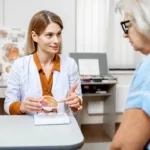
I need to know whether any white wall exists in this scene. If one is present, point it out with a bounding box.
[111,71,133,113]
[0,0,3,23]
[0,0,76,55]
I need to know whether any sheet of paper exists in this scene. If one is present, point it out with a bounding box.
[34,112,70,125]
[78,59,100,75]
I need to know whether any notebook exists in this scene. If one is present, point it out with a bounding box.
[34,112,70,125]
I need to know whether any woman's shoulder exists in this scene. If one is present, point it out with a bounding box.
[137,54,150,71]
[12,55,32,68]
[15,54,31,60]
[59,55,77,72]
[135,54,150,81]
[59,54,75,63]
[143,54,150,65]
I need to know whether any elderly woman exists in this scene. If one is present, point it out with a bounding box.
[111,0,150,150]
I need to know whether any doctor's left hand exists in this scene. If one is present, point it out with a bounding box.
[59,83,83,112]
[20,97,42,113]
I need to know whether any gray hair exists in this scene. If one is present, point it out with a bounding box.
[116,0,150,38]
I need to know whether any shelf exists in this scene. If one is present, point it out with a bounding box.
[83,93,111,97]
[81,81,117,85]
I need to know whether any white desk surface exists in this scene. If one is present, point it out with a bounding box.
[0,115,84,150]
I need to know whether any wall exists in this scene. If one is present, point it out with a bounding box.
[112,71,134,113]
[0,0,76,56]
[0,0,3,23]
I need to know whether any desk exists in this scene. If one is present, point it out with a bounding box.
[0,80,7,98]
[0,80,7,114]
[0,115,84,150]
[0,79,116,139]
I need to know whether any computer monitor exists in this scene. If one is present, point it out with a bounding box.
[69,53,109,76]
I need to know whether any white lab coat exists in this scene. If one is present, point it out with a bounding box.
[4,54,82,115]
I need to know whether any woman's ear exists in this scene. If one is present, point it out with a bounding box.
[31,31,38,43]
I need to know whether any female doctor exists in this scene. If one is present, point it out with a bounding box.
[4,10,83,115]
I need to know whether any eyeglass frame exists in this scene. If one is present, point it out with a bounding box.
[120,20,131,34]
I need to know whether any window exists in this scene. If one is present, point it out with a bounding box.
[76,0,142,69]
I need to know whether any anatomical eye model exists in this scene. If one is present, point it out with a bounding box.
[40,95,58,113]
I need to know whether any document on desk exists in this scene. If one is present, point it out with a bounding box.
[78,59,100,75]
[34,112,70,125]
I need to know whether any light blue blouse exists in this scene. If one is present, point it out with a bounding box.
[126,54,150,149]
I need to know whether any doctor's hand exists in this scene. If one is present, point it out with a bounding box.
[20,97,42,113]
[59,83,83,112]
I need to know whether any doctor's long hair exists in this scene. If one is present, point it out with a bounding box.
[25,10,63,55]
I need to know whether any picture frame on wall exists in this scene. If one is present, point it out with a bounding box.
[0,25,26,80]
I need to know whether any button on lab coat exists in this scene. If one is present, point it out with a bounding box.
[4,54,82,115]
